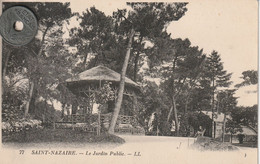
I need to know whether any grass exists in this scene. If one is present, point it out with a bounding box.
[2,128,125,144]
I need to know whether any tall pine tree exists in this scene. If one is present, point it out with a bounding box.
[204,50,232,137]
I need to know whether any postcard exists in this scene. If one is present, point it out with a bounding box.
[0,0,258,163]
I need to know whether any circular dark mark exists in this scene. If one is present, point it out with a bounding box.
[0,6,38,46]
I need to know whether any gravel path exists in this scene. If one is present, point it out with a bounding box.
[114,135,257,164]
[1,135,257,164]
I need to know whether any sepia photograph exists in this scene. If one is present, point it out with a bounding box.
[0,0,258,163]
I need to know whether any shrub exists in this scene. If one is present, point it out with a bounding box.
[237,134,245,144]
[2,118,43,135]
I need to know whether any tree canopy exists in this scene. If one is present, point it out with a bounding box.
[2,2,257,137]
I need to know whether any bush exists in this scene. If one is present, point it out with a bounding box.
[2,118,43,134]
[159,121,172,136]
[237,134,245,144]
[2,128,125,143]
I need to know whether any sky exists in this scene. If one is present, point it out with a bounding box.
[68,0,258,107]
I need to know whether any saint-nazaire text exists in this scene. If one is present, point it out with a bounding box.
[30,150,141,156]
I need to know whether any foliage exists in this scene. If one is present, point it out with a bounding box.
[158,120,172,136]
[139,81,170,132]
[69,3,189,81]
[204,51,232,88]
[2,101,24,123]
[187,112,212,136]
[237,134,245,144]
[203,51,233,115]
[230,105,258,128]
[3,2,75,118]
[125,2,188,36]
[225,118,243,135]
[147,37,206,82]
[216,89,237,114]
[2,73,28,123]
[2,129,125,144]
[235,70,258,88]
[2,119,42,134]
[94,82,116,104]
[115,2,189,81]
[69,7,122,73]
[2,2,253,138]
[145,37,208,135]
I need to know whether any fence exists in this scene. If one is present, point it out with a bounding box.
[55,113,145,135]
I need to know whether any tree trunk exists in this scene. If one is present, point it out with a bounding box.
[25,26,49,117]
[133,53,140,82]
[167,56,178,123]
[24,81,34,117]
[132,92,138,115]
[167,106,173,122]
[82,53,89,69]
[29,85,38,115]
[3,50,11,78]
[108,28,135,134]
[172,95,179,136]
[222,113,226,143]
[43,100,47,122]
[211,79,215,138]
[184,94,190,114]
[133,36,143,82]
[2,50,11,95]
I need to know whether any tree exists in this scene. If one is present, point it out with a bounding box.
[216,89,237,142]
[227,104,257,143]
[139,81,171,135]
[26,3,74,117]
[235,70,258,88]
[108,28,135,133]
[186,111,212,137]
[69,7,122,72]
[3,2,75,118]
[146,38,206,136]
[230,105,258,128]
[204,51,232,137]
[225,119,242,143]
[90,82,115,135]
[2,72,28,122]
[120,2,188,82]
[107,3,188,134]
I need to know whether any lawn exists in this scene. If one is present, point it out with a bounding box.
[2,128,125,144]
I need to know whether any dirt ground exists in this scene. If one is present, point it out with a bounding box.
[1,135,257,164]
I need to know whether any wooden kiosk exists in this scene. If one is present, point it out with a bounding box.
[56,65,144,135]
